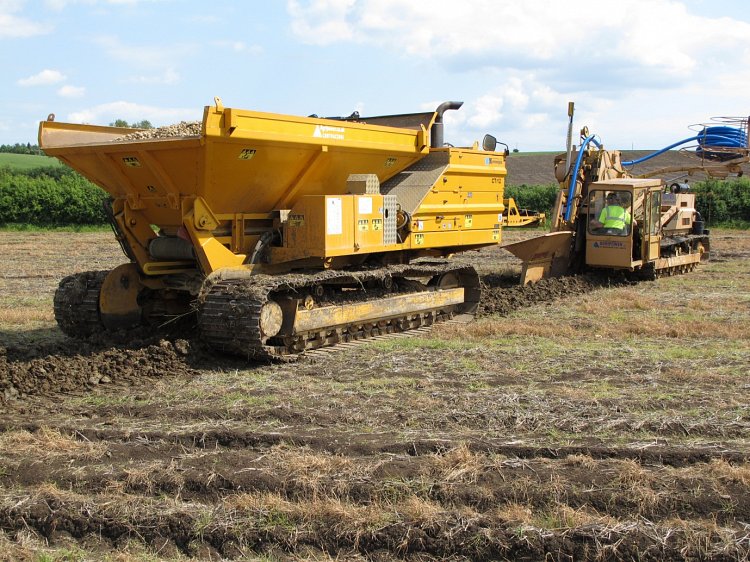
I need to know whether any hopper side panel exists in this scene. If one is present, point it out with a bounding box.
[221,109,429,156]
[201,138,425,215]
[44,138,203,228]
[39,121,137,148]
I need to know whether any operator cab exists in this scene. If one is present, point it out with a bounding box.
[585,178,663,270]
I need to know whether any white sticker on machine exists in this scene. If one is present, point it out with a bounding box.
[327,197,343,235]
[358,196,372,215]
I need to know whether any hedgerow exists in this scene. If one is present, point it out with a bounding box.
[0,166,107,226]
[0,165,748,228]
[692,177,750,226]
[508,178,750,227]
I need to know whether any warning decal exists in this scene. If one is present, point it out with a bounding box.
[313,125,345,140]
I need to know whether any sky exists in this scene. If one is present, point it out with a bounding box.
[2,0,749,150]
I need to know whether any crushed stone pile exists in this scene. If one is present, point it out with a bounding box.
[114,121,201,141]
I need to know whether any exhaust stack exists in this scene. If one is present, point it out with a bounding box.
[431,101,463,148]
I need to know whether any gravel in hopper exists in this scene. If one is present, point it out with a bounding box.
[113,121,202,141]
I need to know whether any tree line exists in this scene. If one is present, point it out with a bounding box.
[0,143,43,155]
[0,120,153,158]
[502,181,750,227]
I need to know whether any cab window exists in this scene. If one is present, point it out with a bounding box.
[588,190,633,236]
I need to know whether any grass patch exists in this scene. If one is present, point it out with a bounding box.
[0,428,108,461]
[368,336,470,352]
[0,223,109,232]
[0,154,63,170]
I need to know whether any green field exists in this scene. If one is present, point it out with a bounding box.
[0,153,63,170]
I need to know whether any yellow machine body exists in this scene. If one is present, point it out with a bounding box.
[40,99,506,277]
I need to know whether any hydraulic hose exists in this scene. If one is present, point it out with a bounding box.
[563,134,599,222]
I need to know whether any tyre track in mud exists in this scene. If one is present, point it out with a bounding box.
[1,492,747,562]
[0,433,748,561]
[2,423,746,467]
[0,272,623,402]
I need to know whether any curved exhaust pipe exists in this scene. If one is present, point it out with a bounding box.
[431,101,463,148]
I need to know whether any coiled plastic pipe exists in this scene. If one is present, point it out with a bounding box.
[622,128,747,166]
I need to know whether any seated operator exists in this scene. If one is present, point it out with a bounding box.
[589,192,634,235]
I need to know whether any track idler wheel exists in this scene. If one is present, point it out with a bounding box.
[99,263,146,330]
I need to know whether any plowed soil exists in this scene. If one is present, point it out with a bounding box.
[0,229,748,561]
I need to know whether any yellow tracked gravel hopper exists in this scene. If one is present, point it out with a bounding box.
[41,98,507,358]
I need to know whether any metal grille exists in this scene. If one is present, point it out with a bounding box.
[347,174,380,194]
[380,152,450,215]
[383,194,398,245]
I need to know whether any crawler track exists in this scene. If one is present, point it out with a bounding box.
[53,270,107,337]
[199,262,480,360]
[632,233,709,280]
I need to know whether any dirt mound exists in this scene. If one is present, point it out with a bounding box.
[478,273,629,316]
[0,339,196,401]
[0,272,629,402]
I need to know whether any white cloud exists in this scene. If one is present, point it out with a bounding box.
[464,76,556,132]
[0,0,51,37]
[67,101,198,125]
[469,95,503,129]
[287,0,750,80]
[212,40,264,54]
[287,0,356,44]
[18,69,67,86]
[127,67,180,85]
[58,84,86,97]
[44,0,158,9]
[287,0,750,150]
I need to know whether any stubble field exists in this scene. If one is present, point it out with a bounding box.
[0,229,748,561]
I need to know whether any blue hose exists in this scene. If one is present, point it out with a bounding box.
[564,134,598,221]
[622,128,747,166]
[701,126,747,147]
[563,123,746,221]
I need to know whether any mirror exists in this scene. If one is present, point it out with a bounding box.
[482,134,497,152]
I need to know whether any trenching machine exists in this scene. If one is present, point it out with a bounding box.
[504,103,749,284]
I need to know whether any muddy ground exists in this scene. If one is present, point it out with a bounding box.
[0,229,748,561]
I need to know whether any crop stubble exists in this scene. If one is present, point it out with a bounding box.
[0,230,748,561]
